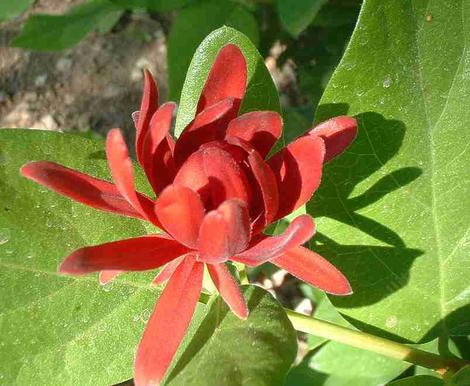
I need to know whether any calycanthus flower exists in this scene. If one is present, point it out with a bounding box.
[21,44,357,385]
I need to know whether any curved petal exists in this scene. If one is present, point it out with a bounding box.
[106,129,160,226]
[207,263,248,319]
[136,69,159,165]
[226,111,282,159]
[174,145,251,209]
[155,185,205,249]
[268,135,325,221]
[198,199,250,263]
[152,255,185,285]
[142,102,177,194]
[174,98,235,166]
[21,161,148,219]
[59,235,189,275]
[272,246,352,295]
[134,255,203,386]
[99,270,121,285]
[196,44,246,115]
[232,215,315,266]
[309,116,357,163]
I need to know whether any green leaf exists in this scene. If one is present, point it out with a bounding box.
[164,286,297,385]
[310,0,470,342]
[0,0,33,21]
[0,129,159,385]
[277,0,329,37]
[174,26,278,137]
[11,0,121,51]
[388,375,444,386]
[168,0,260,103]
[110,0,190,11]
[452,366,470,386]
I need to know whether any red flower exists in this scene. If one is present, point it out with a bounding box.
[21,44,357,385]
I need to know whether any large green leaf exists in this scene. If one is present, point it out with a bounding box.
[277,0,329,37]
[309,0,470,342]
[168,0,259,104]
[165,286,297,386]
[174,26,278,137]
[11,0,122,51]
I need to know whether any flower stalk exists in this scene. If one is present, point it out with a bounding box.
[284,309,470,378]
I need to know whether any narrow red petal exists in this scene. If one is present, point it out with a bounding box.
[136,69,159,166]
[21,161,148,219]
[99,270,121,285]
[309,116,357,163]
[59,235,189,275]
[272,246,352,295]
[268,135,325,221]
[106,129,160,226]
[196,44,247,115]
[134,255,203,386]
[198,199,251,263]
[207,263,248,319]
[232,215,315,266]
[141,102,177,194]
[174,98,235,166]
[154,185,205,248]
[152,255,185,285]
[226,111,282,159]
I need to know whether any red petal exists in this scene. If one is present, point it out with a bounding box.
[99,270,121,285]
[198,199,250,263]
[152,255,185,285]
[154,185,205,248]
[207,263,248,319]
[59,235,189,275]
[226,111,282,159]
[106,129,160,226]
[196,44,246,115]
[232,215,315,266]
[136,69,159,166]
[268,135,325,221]
[272,246,352,295]
[21,161,148,219]
[309,116,357,163]
[141,102,177,194]
[134,255,203,386]
[174,145,251,209]
[174,98,235,166]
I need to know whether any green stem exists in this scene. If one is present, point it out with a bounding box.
[285,309,469,378]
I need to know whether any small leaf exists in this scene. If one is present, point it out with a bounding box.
[0,0,33,21]
[11,0,121,51]
[168,0,259,103]
[174,26,278,137]
[277,0,328,37]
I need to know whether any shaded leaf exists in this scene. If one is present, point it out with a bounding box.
[110,0,190,11]
[277,0,328,36]
[388,375,443,386]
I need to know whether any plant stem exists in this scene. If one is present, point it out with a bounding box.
[284,309,469,378]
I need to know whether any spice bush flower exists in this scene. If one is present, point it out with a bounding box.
[21,44,357,385]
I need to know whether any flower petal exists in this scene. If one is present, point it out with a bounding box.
[152,255,185,285]
[207,263,248,319]
[59,235,189,275]
[141,102,177,194]
[198,199,251,263]
[134,255,203,386]
[174,98,235,166]
[99,270,121,285]
[309,116,357,163]
[174,145,251,209]
[154,185,205,248]
[272,246,352,295]
[268,135,325,221]
[196,44,246,115]
[136,69,159,166]
[232,215,315,266]
[106,129,160,226]
[226,111,282,159]
[20,161,148,219]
